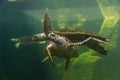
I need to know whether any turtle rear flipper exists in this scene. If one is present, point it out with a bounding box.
[86,41,108,55]
[65,58,70,70]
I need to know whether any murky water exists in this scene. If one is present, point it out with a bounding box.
[0,0,120,80]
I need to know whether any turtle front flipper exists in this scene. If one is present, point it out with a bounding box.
[86,41,108,55]
[68,37,92,46]
[65,58,70,70]
[44,44,55,66]
[44,8,53,35]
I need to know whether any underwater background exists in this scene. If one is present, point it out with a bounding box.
[0,0,120,80]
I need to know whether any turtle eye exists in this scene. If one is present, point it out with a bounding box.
[48,33,58,41]
[50,34,56,39]
[51,34,55,37]
[48,33,56,38]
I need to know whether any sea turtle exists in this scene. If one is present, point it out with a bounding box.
[11,9,109,70]
[42,8,94,69]
[41,8,108,69]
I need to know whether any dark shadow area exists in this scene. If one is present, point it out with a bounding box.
[0,3,53,80]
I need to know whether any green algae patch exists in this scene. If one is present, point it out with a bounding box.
[97,0,120,49]
[72,50,101,65]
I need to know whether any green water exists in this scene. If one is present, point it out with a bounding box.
[0,0,120,80]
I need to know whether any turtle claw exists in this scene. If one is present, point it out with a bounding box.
[42,56,49,63]
[42,56,55,66]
